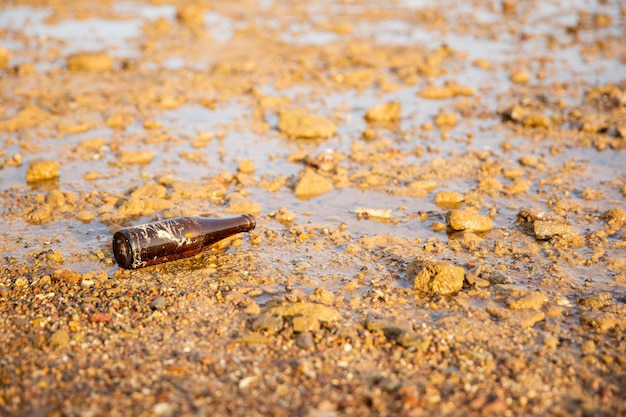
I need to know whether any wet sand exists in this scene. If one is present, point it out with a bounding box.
[0,1,625,416]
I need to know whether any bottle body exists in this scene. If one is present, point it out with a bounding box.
[112,214,256,269]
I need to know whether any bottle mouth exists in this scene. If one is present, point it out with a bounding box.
[112,232,134,269]
[243,214,256,231]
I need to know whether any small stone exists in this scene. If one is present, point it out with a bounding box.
[0,47,11,69]
[580,311,621,332]
[90,312,112,323]
[76,210,96,223]
[310,287,335,305]
[150,296,167,310]
[26,205,53,224]
[293,315,320,332]
[434,191,464,209]
[294,168,334,199]
[67,52,114,71]
[510,70,530,84]
[26,160,60,183]
[119,150,155,165]
[265,301,341,326]
[433,111,458,128]
[533,220,578,240]
[578,292,614,310]
[446,209,494,233]
[106,113,134,129]
[237,159,256,174]
[295,332,315,350]
[251,313,284,333]
[519,155,539,167]
[406,259,465,296]
[49,329,70,347]
[278,109,336,139]
[52,269,82,284]
[275,206,297,224]
[506,292,548,310]
[364,101,401,122]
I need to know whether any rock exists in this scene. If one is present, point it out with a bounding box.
[0,47,11,69]
[278,109,337,139]
[364,101,401,122]
[406,259,465,295]
[295,332,315,350]
[75,210,96,223]
[509,70,530,84]
[274,206,297,224]
[434,191,464,209]
[67,52,114,71]
[25,160,60,183]
[265,301,341,331]
[251,313,284,333]
[52,269,82,284]
[418,81,474,99]
[578,292,614,310]
[580,311,621,332]
[364,315,430,351]
[237,159,256,174]
[225,195,261,215]
[517,208,580,240]
[603,207,626,234]
[26,205,53,224]
[106,113,134,129]
[446,209,494,233]
[176,3,205,27]
[49,329,70,347]
[506,292,548,310]
[150,296,167,311]
[433,111,458,128]
[294,168,334,199]
[486,304,545,327]
[0,104,51,131]
[355,206,392,219]
[293,315,320,332]
[118,150,155,165]
[533,220,578,241]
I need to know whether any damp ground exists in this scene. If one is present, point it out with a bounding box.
[0,1,625,416]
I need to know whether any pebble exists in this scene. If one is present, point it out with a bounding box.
[406,259,465,296]
[364,101,401,122]
[67,52,114,71]
[48,329,70,347]
[118,150,155,165]
[0,47,11,69]
[446,209,494,233]
[278,109,337,139]
[237,159,256,174]
[294,168,334,199]
[506,292,548,310]
[577,292,613,310]
[251,313,284,333]
[433,111,458,128]
[434,191,464,209]
[150,296,167,311]
[295,332,315,350]
[25,160,60,183]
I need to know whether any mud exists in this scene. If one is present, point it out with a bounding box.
[0,1,625,416]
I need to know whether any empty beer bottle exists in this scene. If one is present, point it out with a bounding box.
[112,214,256,269]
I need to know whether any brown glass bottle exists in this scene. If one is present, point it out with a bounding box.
[112,214,256,269]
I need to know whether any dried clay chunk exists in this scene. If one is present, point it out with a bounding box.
[406,259,465,296]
